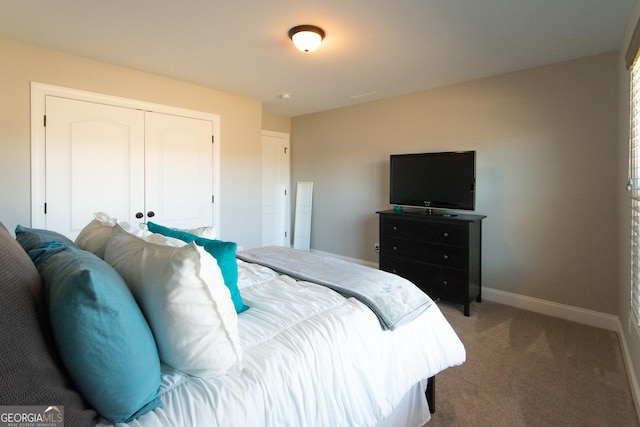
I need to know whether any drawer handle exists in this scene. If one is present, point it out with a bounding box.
[443,254,449,260]
[442,280,448,286]
[393,246,398,251]
[393,226,398,231]
[392,268,398,274]
[443,232,449,237]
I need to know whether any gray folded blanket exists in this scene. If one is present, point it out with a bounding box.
[237,246,432,330]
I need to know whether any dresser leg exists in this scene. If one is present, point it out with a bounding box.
[464,304,470,316]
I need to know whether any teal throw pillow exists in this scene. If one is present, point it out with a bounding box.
[30,242,162,423]
[147,221,248,313]
[15,225,77,252]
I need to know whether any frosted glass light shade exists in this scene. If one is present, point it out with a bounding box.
[288,25,325,53]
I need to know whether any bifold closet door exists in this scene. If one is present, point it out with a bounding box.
[144,112,213,230]
[44,96,145,239]
[44,97,214,239]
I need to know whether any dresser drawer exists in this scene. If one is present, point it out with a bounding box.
[380,236,467,269]
[381,218,466,246]
[379,255,466,299]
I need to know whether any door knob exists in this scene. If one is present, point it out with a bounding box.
[135,212,143,219]
[147,211,155,218]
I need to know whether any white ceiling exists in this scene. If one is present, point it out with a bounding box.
[0,0,634,117]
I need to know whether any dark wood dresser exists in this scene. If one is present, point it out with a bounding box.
[377,209,486,316]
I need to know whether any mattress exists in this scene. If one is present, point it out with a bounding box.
[100,259,465,427]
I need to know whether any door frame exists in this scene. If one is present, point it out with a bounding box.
[30,82,221,235]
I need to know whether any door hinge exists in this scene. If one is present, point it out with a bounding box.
[212,135,215,144]
[284,189,287,196]
[284,147,288,154]
[43,115,46,127]
[285,231,288,237]
[212,195,215,203]
[44,203,47,214]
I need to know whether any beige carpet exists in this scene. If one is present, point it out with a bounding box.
[426,300,639,427]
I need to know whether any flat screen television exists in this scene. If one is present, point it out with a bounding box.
[389,151,476,211]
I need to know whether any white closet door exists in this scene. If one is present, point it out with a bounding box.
[144,112,214,229]
[261,131,290,247]
[45,96,145,239]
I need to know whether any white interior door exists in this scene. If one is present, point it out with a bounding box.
[145,112,214,229]
[261,131,290,247]
[44,96,145,239]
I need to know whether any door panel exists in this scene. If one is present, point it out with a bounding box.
[45,96,145,239]
[145,112,213,229]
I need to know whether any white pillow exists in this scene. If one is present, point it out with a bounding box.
[75,219,112,259]
[183,225,216,239]
[139,223,217,240]
[76,213,183,258]
[104,224,242,377]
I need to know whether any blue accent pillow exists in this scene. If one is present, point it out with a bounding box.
[29,242,162,423]
[0,223,97,425]
[15,225,77,252]
[147,222,248,313]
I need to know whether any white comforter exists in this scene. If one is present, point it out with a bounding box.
[102,259,465,427]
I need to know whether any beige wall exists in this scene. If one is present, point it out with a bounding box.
[0,36,263,249]
[618,0,640,411]
[292,52,619,314]
[262,111,291,134]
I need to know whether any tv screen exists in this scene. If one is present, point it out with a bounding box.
[389,151,476,211]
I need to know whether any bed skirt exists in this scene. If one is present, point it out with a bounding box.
[378,378,431,427]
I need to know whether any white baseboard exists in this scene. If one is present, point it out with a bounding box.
[616,315,640,423]
[482,287,619,330]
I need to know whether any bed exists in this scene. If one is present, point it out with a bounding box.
[2,218,465,427]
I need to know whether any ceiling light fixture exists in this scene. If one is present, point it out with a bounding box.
[288,25,325,53]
